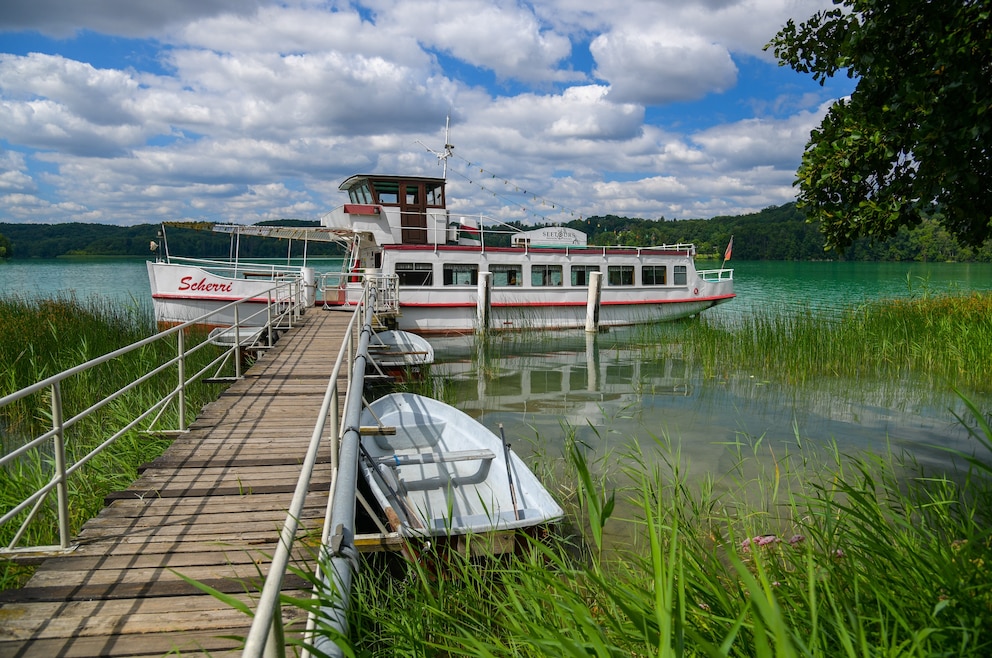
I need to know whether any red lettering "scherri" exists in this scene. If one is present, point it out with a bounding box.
[178,276,234,293]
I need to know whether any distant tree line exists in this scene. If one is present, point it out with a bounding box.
[0,220,347,260]
[2,205,991,261]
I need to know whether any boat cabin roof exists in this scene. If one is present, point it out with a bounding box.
[338,174,447,209]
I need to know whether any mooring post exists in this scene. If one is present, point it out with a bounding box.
[477,271,492,334]
[585,271,602,333]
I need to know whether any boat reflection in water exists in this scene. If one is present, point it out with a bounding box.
[433,333,691,419]
[427,330,986,481]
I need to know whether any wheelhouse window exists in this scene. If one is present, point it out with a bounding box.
[643,265,667,285]
[425,182,444,207]
[375,181,399,205]
[491,264,522,287]
[443,264,478,286]
[531,264,563,287]
[608,265,634,286]
[674,265,687,286]
[348,182,373,204]
[396,262,433,286]
[571,265,600,286]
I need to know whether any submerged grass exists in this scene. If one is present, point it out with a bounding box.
[0,293,225,588]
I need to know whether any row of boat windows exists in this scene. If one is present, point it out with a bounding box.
[395,262,689,287]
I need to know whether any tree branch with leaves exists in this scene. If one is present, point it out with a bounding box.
[768,0,992,251]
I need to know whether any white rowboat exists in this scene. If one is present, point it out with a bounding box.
[358,393,563,537]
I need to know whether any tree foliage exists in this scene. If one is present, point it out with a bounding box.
[768,0,992,251]
[0,232,11,258]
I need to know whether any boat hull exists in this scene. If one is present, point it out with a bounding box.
[395,290,733,334]
[147,261,308,327]
[358,393,563,538]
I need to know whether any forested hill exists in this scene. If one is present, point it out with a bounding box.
[0,220,347,260]
[1,205,990,261]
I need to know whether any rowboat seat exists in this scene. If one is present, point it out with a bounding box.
[375,449,495,467]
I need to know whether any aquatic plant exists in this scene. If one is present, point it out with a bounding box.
[0,293,226,589]
[328,395,992,657]
[631,291,992,393]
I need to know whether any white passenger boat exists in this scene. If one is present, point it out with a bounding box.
[358,393,563,542]
[321,173,735,335]
[148,169,734,333]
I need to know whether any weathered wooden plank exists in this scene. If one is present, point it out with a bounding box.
[104,481,329,502]
[95,495,328,519]
[0,573,311,603]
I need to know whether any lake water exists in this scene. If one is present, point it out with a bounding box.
[3,257,991,476]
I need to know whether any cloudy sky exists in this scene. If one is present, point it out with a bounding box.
[0,0,854,227]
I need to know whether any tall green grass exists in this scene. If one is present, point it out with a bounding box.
[306,398,991,657]
[0,293,226,588]
[633,291,992,392]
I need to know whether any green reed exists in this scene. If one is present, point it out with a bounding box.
[0,293,226,588]
[296,395,991,657]
[630,292,992,393]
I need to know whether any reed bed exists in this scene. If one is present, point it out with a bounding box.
[634,291,992,393]
[0,293,225,588]
[305,398,992,657]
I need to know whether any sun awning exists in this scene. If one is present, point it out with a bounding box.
[212,223,355,243]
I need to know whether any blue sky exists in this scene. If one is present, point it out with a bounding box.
[0,0,856,227]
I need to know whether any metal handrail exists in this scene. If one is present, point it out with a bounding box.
[242,286,370,658]
[697,267,735,282]
[0,277,306,559]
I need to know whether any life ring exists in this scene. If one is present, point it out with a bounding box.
[693,287,699,295]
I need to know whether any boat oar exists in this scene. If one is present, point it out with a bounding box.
[358,442,423,530]
[498,423,520,521]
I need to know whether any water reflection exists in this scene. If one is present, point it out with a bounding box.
[430,330,987,478]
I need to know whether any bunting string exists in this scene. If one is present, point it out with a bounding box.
[446,152,584,224]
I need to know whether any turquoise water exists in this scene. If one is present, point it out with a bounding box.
[0,257,151,303]
[4,257,990,311]
[428,260,992,476]
[3,257,991,473]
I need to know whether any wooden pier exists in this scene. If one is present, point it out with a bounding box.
[0,310,362,657]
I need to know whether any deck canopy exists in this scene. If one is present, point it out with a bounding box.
[212,223,355,244]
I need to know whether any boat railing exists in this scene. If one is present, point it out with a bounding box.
[363,272,400,318]
[163,255,307,278]
[0,281,308,562]
[697,267,734,283]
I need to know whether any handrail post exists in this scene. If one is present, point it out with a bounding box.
[177,329,187,431]
[51,381,71,549]
[267,297,274,347]
[234,304,243,380]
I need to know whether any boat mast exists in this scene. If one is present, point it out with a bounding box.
[418,115,454,179]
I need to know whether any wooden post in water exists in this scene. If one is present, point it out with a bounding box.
[477,271,492,334]
[585,271,602,333]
